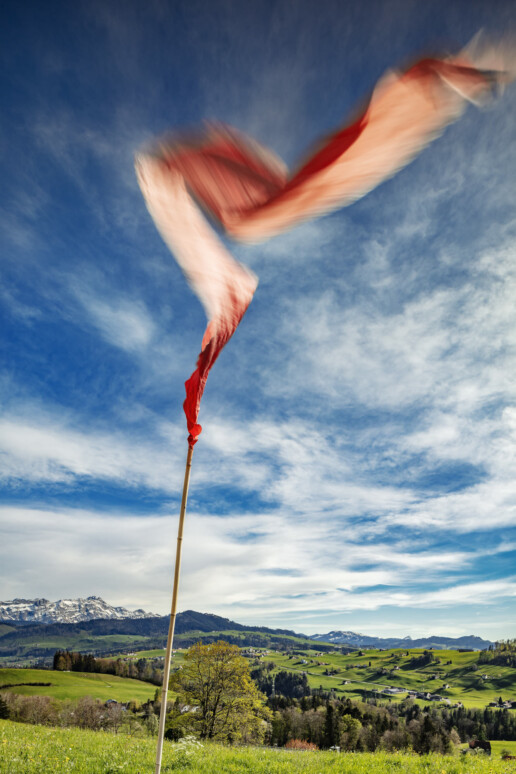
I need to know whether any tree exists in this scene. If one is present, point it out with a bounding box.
[339,713,362,750]
[0,695,9,720]
[170,641,271,743]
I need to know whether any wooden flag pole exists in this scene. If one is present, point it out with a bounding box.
[155,444,194,774]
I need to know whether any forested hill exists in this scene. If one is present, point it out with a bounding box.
[0,610,318,663]
[0,609,298,639]
[0,609,498,665]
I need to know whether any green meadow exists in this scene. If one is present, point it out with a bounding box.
[109,643,516,709]
[490,739,516,756]
[0,720,513,774]
[0,669,156,704]
[258,647,516,708]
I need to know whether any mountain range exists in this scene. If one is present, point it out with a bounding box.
[0,597,494,651]
[310,630,493,650]
[0,596,158,625]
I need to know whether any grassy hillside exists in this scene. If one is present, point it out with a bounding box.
[111,643,516,710]
[0,620,328,666]
[257,646,516,708]
[0,668,156,703]
[173,628,323,650]
[0,719,512,773]
[490,739,516,756]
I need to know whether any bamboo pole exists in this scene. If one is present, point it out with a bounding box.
[155,444,194,774]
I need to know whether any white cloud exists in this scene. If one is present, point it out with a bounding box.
[1,502,514,634]
[2,3,515,641]
[385,479,516,533]
[272,240,516,414]
[0,415,183,492]
[74,292,155,352]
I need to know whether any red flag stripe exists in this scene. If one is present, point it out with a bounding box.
[136,46,512,446]
[135,157,257,447]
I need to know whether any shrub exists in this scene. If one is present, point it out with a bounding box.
[285,738,318,750]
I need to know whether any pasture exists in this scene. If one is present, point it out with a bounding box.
[112,643,516,709]
[256,647,516,709]
[0,668,156,704]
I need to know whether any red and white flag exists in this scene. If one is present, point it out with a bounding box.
[136,45,512,447]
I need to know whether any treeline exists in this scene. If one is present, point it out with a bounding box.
[405,651,438,669]
[252,667,311,699]
[53,650,163,686]
[389,701,516,744]
[3,683,516,752]
[479,639,516,668]
[266,694,516,751]
[249,660,516,750]
[175,633,337,651]
[267,694,456,752]
[448,705,516,741]
[0,611,339,663]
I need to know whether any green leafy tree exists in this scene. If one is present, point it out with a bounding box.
[170,641,271,743]
[339,713,362,750]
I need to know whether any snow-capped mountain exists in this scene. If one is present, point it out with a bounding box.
[0,596,158,624]
[311,630,389,648]
[310,630,493,650]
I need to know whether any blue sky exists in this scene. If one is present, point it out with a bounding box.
[1,0,516,639]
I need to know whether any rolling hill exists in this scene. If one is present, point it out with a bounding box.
[0,605,499,667]
[0,609,331,665]
[259,646,516,709]
[0,667,156,703]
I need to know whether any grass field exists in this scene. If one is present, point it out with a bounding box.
[490,740,516,756]
[1,720,515,774]
[0,669,156,704]
[3,642,515,711]
[258,647,516,708]
[113,643,516,709]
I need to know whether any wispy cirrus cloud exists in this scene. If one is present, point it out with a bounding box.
[0,502,514,636]
[0,413,184,492]
[2,0,516,640]
[74,291,156,352]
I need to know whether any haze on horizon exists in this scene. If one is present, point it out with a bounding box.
[1,0,515,642]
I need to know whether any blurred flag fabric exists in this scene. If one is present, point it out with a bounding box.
[136,44,513,447]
